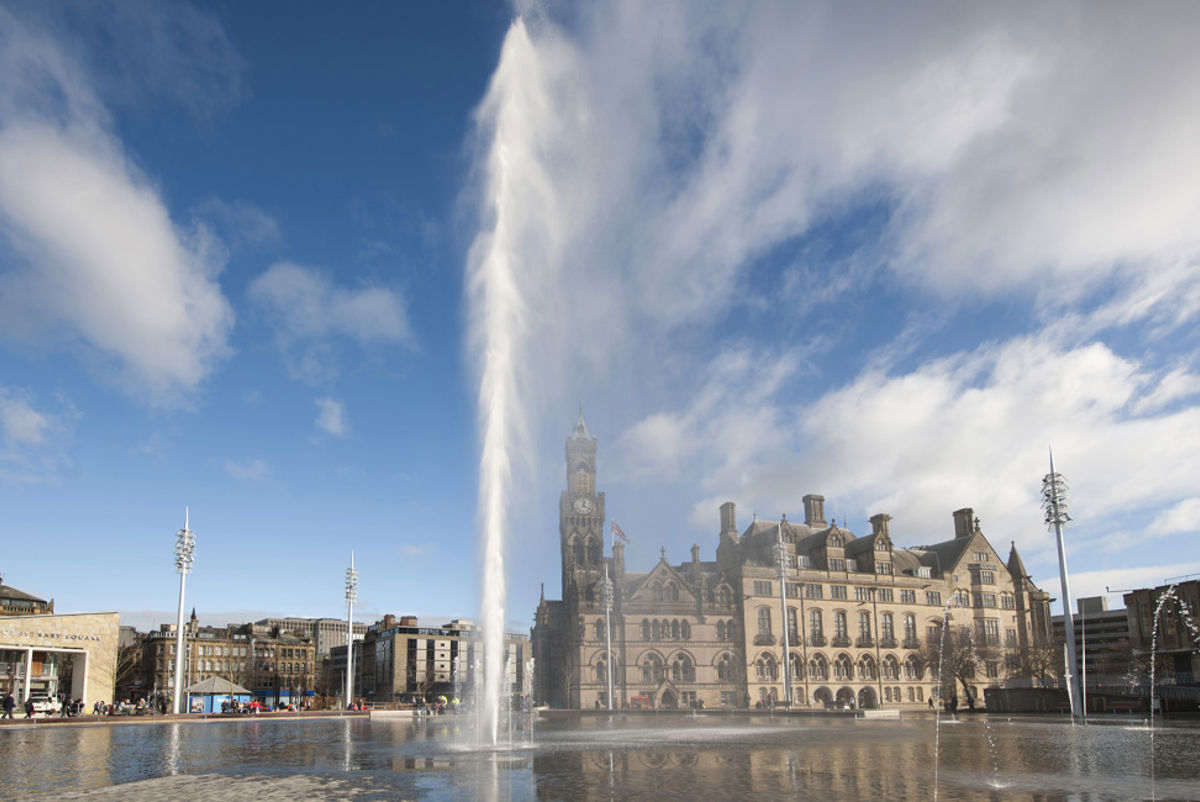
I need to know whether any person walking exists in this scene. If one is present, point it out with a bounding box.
[23,697,34,718]
[2,692,14,719]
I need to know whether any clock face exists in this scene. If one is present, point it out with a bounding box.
[574,497,594,514]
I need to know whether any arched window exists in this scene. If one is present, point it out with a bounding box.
[718,586,732,606]
[808,653,828,680]
[809,609,823,638]
[789,652,803,680]
[716,620,726,640]
[672,655,694,682]
[668,583,679,601]
[680,620,691,639]
[755,653,777,681]
[904,655,924,680]
[642,619,651,640]
[594,619,605,640]
[717,653,734,682]
[757,607,772,636]
[788,608,799,641]
[881,654,901,680]
[671,620,680,640]
[904,614,917,644]
[641,654,665,683]
[857,654,876,680]
[595,659,606,683]
[574,540,585,565]
[881,612,894,642]
[653,583,664,602]
[833,654,853,679]
[834,611,848,640]
[587,540,601,564]
[726,620,737,641]
[652,620,661,639]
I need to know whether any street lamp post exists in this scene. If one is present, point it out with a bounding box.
[171,509,195,715]
[601,565,614,711]
[344,552,358,710]
[1042,449,1083,720]
[775,516,793,708]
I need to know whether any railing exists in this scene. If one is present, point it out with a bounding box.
[808,635,826,647]
[902,638,921,649]
[831,636,851,648]
[879,637,897,649]
[753,634,776,646]
[856,637,874,648]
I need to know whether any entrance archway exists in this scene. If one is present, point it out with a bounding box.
[858,686,877,709]
[660,689,678,709]
[835,687,855,709]
[813,687,832,708]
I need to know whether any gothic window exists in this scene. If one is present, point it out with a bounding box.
[834,611,848,639]
[788,608,799,642]
[789,652,803,680]
[587,540,601,564]
[652,620,661,639]
[680,620,690,640]
[903,655,923,680]
[857,654,876,680]
[881,613,894,641]
[653,583,664,602]
[858,612,872,641]
[717,653,733,682]
[642,654,665,683]
[757,607,772,636]
[718,586,732,607]
[755,653,777,681]
[808,653,828,680]
[833,654,853,679]
[671,620,680,640]
[672,655,694,682]
[594,619,605,640]
[595,660,606,683]
[642,619,651,640]
[668,583,679,601]
[809,609,823,638]
[903,614,917,643]
[881,655,901,680]
[726,620,737,641]
[716,620,726,640]
[574,540,585,565]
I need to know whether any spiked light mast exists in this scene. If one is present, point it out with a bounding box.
[1042,448,1083,720]
[601,564,614,711]
[344,552,358,709]
[171,508,195,715]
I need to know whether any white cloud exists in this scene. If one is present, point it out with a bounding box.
[314,397,349,437]
[0,5,235,402]
[225,458,268,480]
[193,198,281,249]
[0,386,76,483]
[249,262,414,383]
[1150,499,1200,536]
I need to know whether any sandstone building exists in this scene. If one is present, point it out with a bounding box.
[532,412,1054,709]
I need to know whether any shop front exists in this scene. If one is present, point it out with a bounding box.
[0,612,120,706]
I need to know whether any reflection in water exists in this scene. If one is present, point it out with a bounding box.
[1,715,1199,800]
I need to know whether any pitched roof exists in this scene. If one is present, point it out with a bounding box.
[0,584,48,603]
[184,676,253,695]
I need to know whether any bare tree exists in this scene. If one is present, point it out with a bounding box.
[1004,636,1063,684]
[924,625,999,705]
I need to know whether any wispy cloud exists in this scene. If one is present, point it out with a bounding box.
[0,4,239,403]
[225,458,269,480]
[0,386,77,483]
[314,397,349,437]
[249,262,414,383]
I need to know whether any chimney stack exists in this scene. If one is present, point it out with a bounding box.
[803,494,827,527]
[870,513,891,538]
[952,507,975,539]
[720,502,738,536]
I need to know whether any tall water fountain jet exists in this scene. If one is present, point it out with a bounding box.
[466,18,563,745]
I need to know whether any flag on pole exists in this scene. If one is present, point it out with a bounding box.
[611,520,630,545]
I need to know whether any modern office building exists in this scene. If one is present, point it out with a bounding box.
[255,616,368,659]
[533,411,1055,710]
[1124,579,1200,684]
[1052,596,1133,681]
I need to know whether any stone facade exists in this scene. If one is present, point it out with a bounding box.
[533,413,1054,709]
[0,612,119,705]
[1124,580,1200,683]
[141,612,316,706]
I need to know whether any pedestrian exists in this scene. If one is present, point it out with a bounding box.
[2,692,14,719]
[24,697,34,718]
[928,697,934,710]
[60,696,69,717]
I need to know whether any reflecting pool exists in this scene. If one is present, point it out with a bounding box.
[3,713,1200,800]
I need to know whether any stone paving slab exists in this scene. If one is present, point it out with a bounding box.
[25,774,409,801]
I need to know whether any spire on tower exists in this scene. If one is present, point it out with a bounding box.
[572,403,591,439]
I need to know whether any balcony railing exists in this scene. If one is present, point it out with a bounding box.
[879,637,897,649]
[808,635,826,647]
[831,636,851,648]
[753,634,776,646]
[903,638,921,649]
[856,637,874,648]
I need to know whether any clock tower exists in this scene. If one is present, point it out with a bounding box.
[561,406,604,597]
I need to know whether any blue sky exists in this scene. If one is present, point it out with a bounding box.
[2,1,1199,633]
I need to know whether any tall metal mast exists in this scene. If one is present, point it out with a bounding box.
[775,516,793,708]
[344,552,358,709]
[1043,448,1083,720]
[172,508,195,715]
